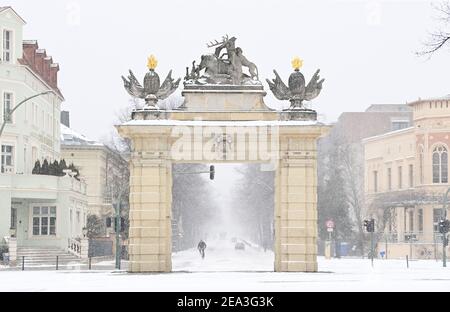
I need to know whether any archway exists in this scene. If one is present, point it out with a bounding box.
[117,85,328,273]
[171,163,275,272]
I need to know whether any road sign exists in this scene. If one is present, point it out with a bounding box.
[327,228,334,233]
[326,220,335,229]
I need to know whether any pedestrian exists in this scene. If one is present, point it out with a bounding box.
[198,240,207,259]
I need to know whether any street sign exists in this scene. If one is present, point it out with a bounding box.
[327,228,334,232]
[326,220,335,229]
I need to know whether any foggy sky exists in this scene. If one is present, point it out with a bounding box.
[6,0,450,140]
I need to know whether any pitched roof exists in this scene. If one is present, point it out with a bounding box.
[0,6,26,24]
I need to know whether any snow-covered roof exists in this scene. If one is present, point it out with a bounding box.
[122,119,322,127]
[60,124,103,147]
[362,126,414,144]
[23,40,37,45]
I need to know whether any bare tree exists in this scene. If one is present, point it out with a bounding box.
[418,1,450,56]
[340,142,366,256]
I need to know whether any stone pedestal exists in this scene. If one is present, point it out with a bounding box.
[80,238,89,259]
[182,85,268,111]
[8,237,17,265]
[274,130,321,272]
[127,139,173,273]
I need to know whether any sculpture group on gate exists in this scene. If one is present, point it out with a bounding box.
[185,35,260,86]
[121,35,325,110]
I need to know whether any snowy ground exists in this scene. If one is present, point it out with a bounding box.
[1,239,450,291]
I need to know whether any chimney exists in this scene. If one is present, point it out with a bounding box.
[61,111,70,128]
[50,63,59,88]
[22,40,38,69]
[43,56,53,85]
[35,49,46,78]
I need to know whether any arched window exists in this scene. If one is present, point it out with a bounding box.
[433,145,448,183]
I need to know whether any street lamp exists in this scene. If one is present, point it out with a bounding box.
[0,90,55,139]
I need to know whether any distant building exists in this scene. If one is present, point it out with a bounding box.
[60,112,128,235]
[0,7,87,253]
[364,95,450,259]
[318,104,413,256]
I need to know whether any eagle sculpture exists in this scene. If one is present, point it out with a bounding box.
[266,66,325,108]
[122,70,180,101]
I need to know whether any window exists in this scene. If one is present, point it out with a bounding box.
[23,146,27,174]
[387,208,397,233]
[418,209,423,232]
[408,209,414,233]
[373,170,378,193]
[3,92,12,123]
[391,121,409,131]
[433,208,443,232]
[387,168,392,190]
[32,206,56,236]
[432,145,448,183]
[419,146,424,184]
[1,145,14,173]
[409,164,414,188]
[10,207,17,229]
[3,30,12,63]
[398,166,403,189]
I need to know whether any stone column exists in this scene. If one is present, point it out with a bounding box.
[275,132,319,272]
[80,238,89,259]
[0,190,11,239]
[128,141,172,273]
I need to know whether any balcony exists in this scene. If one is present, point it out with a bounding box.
[0,174,86,199]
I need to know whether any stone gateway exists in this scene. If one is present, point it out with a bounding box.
[117,37,329,273]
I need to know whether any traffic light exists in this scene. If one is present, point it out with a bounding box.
[364,219,375,233]
[210,165,215,180]
[439,219,450,234]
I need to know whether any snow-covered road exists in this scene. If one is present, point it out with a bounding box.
[1,239,450,291]
[172,239,274,272]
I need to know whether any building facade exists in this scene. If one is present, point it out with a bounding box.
[0,7,87,252]
[60,116,128,235]
[317,104,412,255]
[364,96,450,259]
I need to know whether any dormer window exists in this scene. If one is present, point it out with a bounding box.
[2,30,12,63]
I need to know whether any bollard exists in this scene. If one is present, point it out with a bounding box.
[22,256,24,271]
[89,257,92,270]
[406,255,409,268]
[56,256,59,271]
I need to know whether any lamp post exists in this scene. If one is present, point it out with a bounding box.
[115,201,121,270]
[0,90,55,139]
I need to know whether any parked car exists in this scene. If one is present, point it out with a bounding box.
[235,242,245,250]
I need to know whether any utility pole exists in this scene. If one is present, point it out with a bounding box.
[115,201,121,270]
[441,188,450,268]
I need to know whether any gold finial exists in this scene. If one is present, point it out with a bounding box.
[292,56,303,70]
[147,55,158,70]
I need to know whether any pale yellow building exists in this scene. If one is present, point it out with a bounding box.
[364,95,450,259]
[60,117,128,233]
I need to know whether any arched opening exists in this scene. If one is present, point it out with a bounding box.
[171,163,275,272]
[432,145,448,184]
